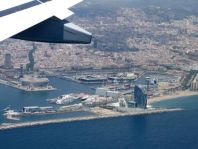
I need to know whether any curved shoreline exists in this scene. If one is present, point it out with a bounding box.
[148,91,198,104]
[0,108,182,131]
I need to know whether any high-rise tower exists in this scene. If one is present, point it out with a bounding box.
[4,53,12,69]
[134,85,148,109]
[19,64,24,78]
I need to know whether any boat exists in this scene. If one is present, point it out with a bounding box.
[78,76,107,84]
[48,94,81,105]
[3,110,21,116]
[56,94,80,105]
[78,93,90,101]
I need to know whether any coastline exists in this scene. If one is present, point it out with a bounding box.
[0,108,182,131]
[0,79,197,131]
[148,90,198,104]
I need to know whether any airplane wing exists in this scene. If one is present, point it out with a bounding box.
[0,0,92,44]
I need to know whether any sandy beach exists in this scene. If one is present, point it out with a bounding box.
[148,90,198,104]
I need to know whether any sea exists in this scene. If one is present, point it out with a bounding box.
[0,77,198,149]
[0,77,96,123]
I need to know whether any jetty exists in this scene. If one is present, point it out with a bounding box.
[0,108,182,131]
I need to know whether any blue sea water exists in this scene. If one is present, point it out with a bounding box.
[0,108,198,149]
[152,95,198,110]
[0,77,198,149]
[0,77,96,123]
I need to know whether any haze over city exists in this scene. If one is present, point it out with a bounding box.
[0,0,198,149]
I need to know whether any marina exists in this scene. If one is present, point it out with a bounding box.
[0,72,197,133]
[0,77,94,124]
[0,0,198,148]
[61,72,137,84]
[0,75,197,127]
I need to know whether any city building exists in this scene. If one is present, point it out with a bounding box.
[19,64,24,78]
[20,75,49,88]
[96,87,120,98]
[134,85,148,109]
[4,53,12,69]
[191,75,198,91]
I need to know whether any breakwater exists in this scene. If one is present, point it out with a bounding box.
[0,108,182,131]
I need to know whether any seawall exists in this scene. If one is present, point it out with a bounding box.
[0,108,182,131]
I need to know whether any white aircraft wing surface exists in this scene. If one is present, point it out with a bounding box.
[0,0,91,44]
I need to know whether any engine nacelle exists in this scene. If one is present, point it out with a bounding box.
[12,17,92,44]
